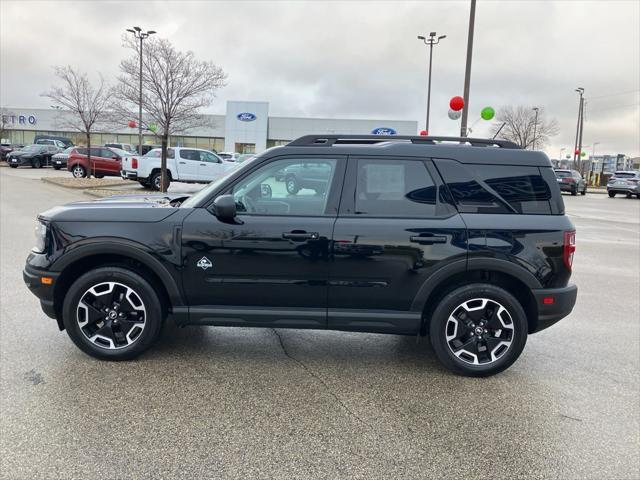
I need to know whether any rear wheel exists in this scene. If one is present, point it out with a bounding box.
[72,164,87,178]
[429,284,528,377]
[580,187,586,195]
[62,267,164,360]
[53,166,61,170]
[138,180,150,188]
[570,187,577,196]
[150,171,170,191]
[9,165,17,168]
[285,175,299,195]
[608,192,616,198]
[95,174,104,179]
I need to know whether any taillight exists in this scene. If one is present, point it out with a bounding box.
[563,230,576,270]
[132,158,138,169]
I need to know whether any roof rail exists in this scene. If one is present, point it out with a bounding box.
[287,134,521,149]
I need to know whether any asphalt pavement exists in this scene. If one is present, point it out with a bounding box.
[1,166,639,479]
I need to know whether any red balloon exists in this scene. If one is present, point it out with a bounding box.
[128,120,137,128]
[419,130,428,136]
[449,96,465,111]
[574,149,581,155]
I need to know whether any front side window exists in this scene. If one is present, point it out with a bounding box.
[201,151,220,163]
[230,158,338,216]
[354,159,438,217]
[180,149,199,161]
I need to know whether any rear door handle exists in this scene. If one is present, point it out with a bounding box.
[179,161,186,164]
[282,231,319,241]
[410,234,447,245]
[200,163,206,166]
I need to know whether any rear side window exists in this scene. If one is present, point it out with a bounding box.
[354,159,437,217]
[435,159,553,214]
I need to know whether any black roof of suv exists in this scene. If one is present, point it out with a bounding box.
[24,134,577,376]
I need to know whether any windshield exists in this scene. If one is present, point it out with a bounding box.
[181,157,257,208]
[22,145,41,152]
[62,147,74,154]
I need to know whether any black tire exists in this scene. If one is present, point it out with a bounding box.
[150,171,170,191]
[9,165,17,168]
[62,267,164,360]
[570,187,577,196]
[429,284,528,377]
[53,166,61,170]
[32,158,41,169]
[95,174,104,179]
[608,192,616,198]
[285,175,300,195]
[138,180,150,189]
[71,164,87,178]
[580,187,586,195]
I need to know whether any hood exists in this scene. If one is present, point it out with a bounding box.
[39,193,190,223]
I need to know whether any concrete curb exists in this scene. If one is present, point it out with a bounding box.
[41,177,130,190]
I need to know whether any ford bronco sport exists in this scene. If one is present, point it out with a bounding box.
[23,135,577,376]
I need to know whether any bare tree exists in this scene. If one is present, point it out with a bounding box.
[490,105,559,150]
[0,110,14,143]
[114,36,226,191]
[42,66,111,177]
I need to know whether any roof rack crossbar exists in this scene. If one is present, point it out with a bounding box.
[287,135,520,149]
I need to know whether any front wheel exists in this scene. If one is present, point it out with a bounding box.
[62,267,164,360]
[285,175,300,195]
[32,158,41,168]
[53,166,61,170]
[608,192,616,198]
[580,187,586,195]
[429,284,528,377]
[72,164,87,178]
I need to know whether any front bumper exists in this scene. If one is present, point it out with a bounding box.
[7,156,30,166]
[23,264,60,323]
[531,284,578,332]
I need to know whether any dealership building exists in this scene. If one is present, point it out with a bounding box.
[1,101,418,153]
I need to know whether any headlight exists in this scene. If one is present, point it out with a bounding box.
[33,220,48,253]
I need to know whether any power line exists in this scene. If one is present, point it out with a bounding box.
[585,102,640,113]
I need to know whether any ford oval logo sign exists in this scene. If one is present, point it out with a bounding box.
[237,112,257,122]
[371,127,397,135]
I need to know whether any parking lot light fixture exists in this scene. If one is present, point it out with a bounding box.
[126,27,156,156]
[417,31,446,134]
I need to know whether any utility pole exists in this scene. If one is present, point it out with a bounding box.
[417,32,446,134]
[573,87,584,169]
[126,27,156,155]
[577,96,585,174]
[532,107,539,150]
[460,0,476,137]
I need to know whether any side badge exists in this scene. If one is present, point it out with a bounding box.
[197,257,213,270]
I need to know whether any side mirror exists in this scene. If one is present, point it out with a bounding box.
[212,194,236,220]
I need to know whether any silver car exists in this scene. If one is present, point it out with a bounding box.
[607,171,640,198]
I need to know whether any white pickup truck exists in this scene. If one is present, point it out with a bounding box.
[121,147,236,190]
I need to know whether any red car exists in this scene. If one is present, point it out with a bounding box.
[67,147,127,178]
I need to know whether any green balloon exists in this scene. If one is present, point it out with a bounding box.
[481,106,495,120]
[580,151,586,157]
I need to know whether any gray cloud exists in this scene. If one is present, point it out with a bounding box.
[1,0,638,156]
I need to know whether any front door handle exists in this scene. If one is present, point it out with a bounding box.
[200,163,206,166]
[282,231,319,241]
[179,161,186,164]
[410,234,447,245]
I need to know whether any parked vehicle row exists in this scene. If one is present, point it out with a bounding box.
[121,147,236,190]
[6,144,62,168]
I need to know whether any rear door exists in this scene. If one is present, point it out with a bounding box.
[328,156,467,334]
[177,149,201,180]
[100,148,122,176]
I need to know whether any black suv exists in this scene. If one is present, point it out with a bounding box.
[23,135,577,376]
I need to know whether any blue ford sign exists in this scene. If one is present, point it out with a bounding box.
[371,127,396,135]
[237,112,257,122]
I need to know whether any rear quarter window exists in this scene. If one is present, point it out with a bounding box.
[434,159,557,215]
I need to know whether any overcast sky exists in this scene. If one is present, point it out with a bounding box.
[1,0,639,157]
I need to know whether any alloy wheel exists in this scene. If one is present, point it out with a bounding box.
[76,281,147,349]
[73,166,85,178]
[445,298,514,365]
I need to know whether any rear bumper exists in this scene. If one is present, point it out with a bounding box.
[121,170,139,180]
[531,284,578,332]
[558,183,577,192]
[607,185,638,194]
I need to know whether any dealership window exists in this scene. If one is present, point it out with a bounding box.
[267,139,290,148]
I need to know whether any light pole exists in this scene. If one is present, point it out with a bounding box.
[559,147,566,162]
[126,27,156,155]
[460,0,477,137]
[417,32,446,134]
[573,87,584,168]
[532,107,539,150]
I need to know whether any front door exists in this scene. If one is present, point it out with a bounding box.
[181,155,346,328]
[197,150,228,180]
[328,156,467,334]
[177,149,201,181]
